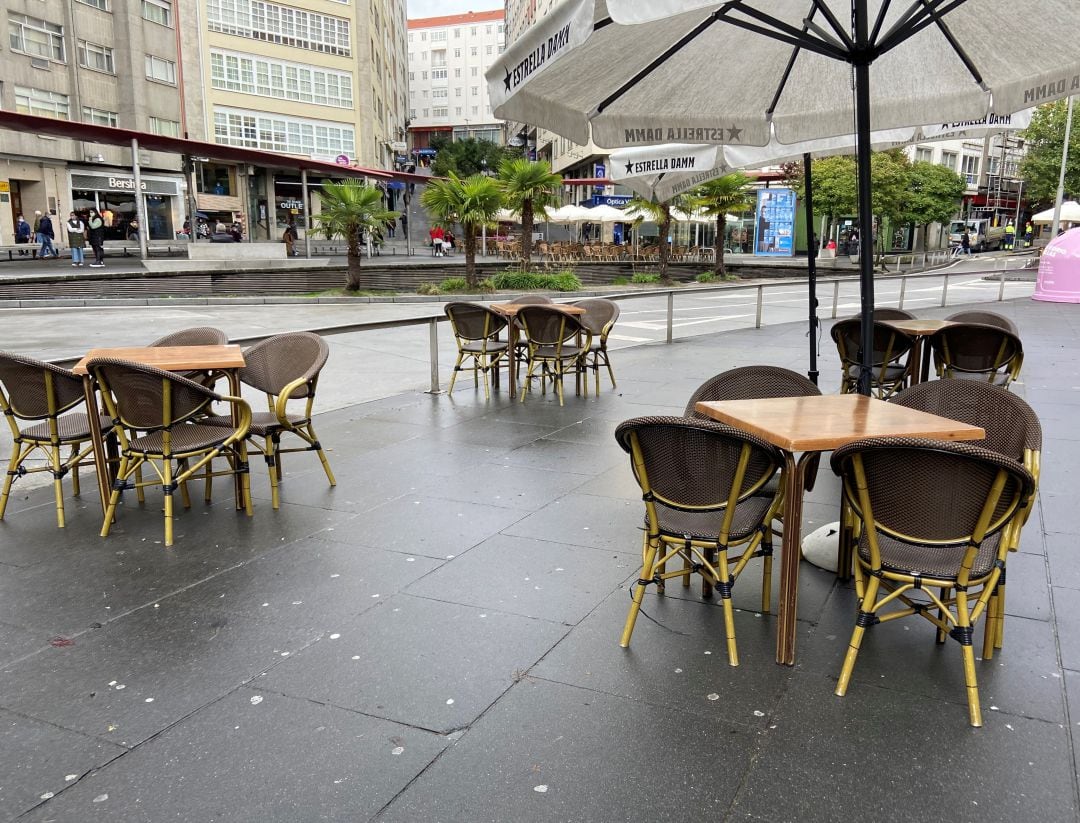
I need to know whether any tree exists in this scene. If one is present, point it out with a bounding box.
[430,136,508,178]
[868,150,911,258]
[1020,100,1080,207]
[313,179,398,292]
[497,158,562,268]
[420,172,504,288]
[688,172,756,278]
[628,195,689,283]
[802,155,858,246]
[902,161,966,249]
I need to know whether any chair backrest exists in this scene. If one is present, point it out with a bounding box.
[831,318,916,368]
[615,415,782,512]
[945,310,1018,335]
[507,294,553,305]
[571,298,620,338]
[149,326,229,348]
[871,307,917,322]
[890,379,1041,461]
[685,365,821,419]
[831,437,1033,547]
[0,351,85,420]
[444,302,508,342]
[928,323,1023,383]
[240,332,329,399]
[88,357,218,431]
[518,305,584,346]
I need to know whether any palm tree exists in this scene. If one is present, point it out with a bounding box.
[497,158,562,268]
[688,172,756,279]
[313,179,398,292]
[627,195,684,283]
[420,172,504,288]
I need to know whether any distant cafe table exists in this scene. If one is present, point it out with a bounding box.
[72,345,247,514]
[881,318,955,384]
[694,394,985,666]
[489,302,586,398]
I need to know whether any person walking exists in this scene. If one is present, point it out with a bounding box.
[960,228,971,255]
[14,214,32,255]
[65,212,87,267]
[87,207,106,267]
[34,210,59,258]
[429,224,444,256]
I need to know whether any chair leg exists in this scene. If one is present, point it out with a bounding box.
[101,454,130,538]
[994,581,1006,650]
[956,591,983,727]
[178,459,192,509]
[265,437,281,510]
[307,423,336,487]
[163,459,175,547]
[50,442,65,529]
[238,441,253,517]
[135,463,146,504]
[836,577,880,697]
[448,352,466,394]
[761,528,774,614]
[717,549,739,667]
[935,588,950,645]
[0,443,22,520]
[604,350,617,389]
[70,445,81,497]
[620,538,659,648]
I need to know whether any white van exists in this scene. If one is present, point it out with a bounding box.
[948,219,1006,252]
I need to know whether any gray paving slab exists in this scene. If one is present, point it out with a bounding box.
[416,462,599,512]
[1046,531,1080,589]
[502,492,646,554]
[1052,586,1080,672]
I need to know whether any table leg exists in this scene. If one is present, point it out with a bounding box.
[82,374,111,517]
[908,338,923,387]
[776,452,815,666]
[919,337,933,383]
[507,325,518,399]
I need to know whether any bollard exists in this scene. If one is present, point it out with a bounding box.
[832,280,840,319]
[941,272,950,307]
[427,317,441,393]
[898,277,907,310]
[755,286,764,329]
[666,292,674,343]
[998,265,1007,301]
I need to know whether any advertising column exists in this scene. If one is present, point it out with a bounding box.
[753,188,797,257]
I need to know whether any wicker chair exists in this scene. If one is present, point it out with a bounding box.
[444,302,509,399]
[927,322,1023,387]
[572,298,620,393]
[889,379,1041,658]
[148,326,229,388]
[0,352,109,527]
[614,416,784,665]
[517,306,590,406]
[830,436,1034,727]
[945,309,1019,335]
[831,318,916,398]
[204,332,335,510]
[870,307,917,322]
[88,358,252,547]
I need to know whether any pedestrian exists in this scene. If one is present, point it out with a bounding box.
[282,217,298,256]
[87,207,106,267]
[430,224,445,256]
[65,212,87,267]
[1004,221,1015,251]
[230,221,243,242]
[34,210,59,258]
[1023,221,1034,248]
[385,218,396,239]
[399,213,408,234]
[127,218,140,242]
[14,214,32,255]
[960,229,971,255]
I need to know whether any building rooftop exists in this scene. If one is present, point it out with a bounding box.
[407,9,504,29]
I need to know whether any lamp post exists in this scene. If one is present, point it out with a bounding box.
[480,158,490,257]
[1051,95,1075,239]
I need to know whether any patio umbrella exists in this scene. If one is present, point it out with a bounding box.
[489,0,1080,391]
[1032,201,1080,224]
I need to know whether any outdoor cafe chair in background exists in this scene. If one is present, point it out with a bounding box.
[88,358,252,547]
[0,352,110,527]
[149,326,230,390]
[870,307,917,322]
[506,294,553,372]
[830,437,1034,727]
[927,322,1024,387]
[831,318,916,399]
[204,332,335,510]
[517,305,590,406]
[444,302,509,399]
[614,416,784,666]
[944,309,1019,336]
[889,379,1042,658]
[571,298,620,394]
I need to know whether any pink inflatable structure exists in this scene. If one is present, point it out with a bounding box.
[1034,227,1080,303]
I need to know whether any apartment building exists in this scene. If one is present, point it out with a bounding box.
[406,9,505,154]
[0,0,407,245]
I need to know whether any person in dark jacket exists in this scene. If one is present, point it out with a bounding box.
[35,211,59,258]
[87,208,106,267]
[14,214,32,255]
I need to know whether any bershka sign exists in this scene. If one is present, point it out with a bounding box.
[70,172,180,196]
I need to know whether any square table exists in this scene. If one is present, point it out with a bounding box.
[72,345,247,515]
[881,318,955,385]
[694,393,985,665]
[488,303,587,399]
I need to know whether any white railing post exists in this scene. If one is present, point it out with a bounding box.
[998,265,1007,301]
[898,277,907,310]
[832,280,840,318]
[666,291,674,343]
[755,285,764,328]
[941,272,950,307]
[427,317,441,393]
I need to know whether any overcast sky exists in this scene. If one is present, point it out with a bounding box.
[407,0,503,18]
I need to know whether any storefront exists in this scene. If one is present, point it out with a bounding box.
[273,177,308,237]
[69,169,183,241]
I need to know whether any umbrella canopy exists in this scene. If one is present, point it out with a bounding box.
[489,0,1080,392]
[495,208,521,223]
[583,204,634,222]
[1032,201,1080,224]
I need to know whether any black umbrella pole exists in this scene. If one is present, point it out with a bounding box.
[853,9,876,397]
[803,153,819,385]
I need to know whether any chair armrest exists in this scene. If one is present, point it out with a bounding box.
[273,376,311,425]
[218,394,253,441]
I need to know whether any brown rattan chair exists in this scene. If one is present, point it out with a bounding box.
[927,322,1023,387]
[88,357,252,546]
[506,294,553,305]
[506,295,554,371]
[831,317,916,398]
[868,307,917,322]
[571,298,620,393]
[148,326,230,388]
[830,437,1034,727]
[945,309,1019,335]
[517,306,591,406]
[889,379,1041,658]
[444,303,509,399]
[0,352,110,527]
[204,332,335,510]
[614,416,784,665]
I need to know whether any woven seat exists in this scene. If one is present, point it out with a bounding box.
[445,303,510,399]
[572,298,620,394]
[831,318,915,398]
[518,306,591,406]
[928,322,1023,387]
[204,332,335,510]
[0,351,104,528]
[88,357,252,547]
[614,416,784,666]
[204,411,311,438]
[830,436,1034,727]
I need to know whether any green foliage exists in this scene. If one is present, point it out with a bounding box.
[489,269,582,292]
[688,173,756,219]
[313,179,398,291]
[902,162,966,229]
[420,172,505,287]
[438,277,469,292]
[696,272,718,283]
[430,136,508,177]
[497,158,562,218]
[416,282,442,295]
[1020,101,1080,206]
[611,276,630,286]
[631,272,661,284]
[806,155,858,218]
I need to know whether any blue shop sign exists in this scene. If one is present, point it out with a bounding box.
[592,194,633,208]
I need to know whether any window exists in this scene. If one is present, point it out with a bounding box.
[470,46,477,56]
[454,68,461,77]
[8,14,65,62]
[471,106,477,115]
[420,31,426,40]
[210,49,354,108]
[145,55,177,84]
[497,23,503,33]
[432,107,447,118]
[470,26,476,34]
[421,90,428,98]
[408,71,414,80]
[407,32,413,42]
[485,24,491,33]
[940,151,958,171]
[960,154,979,184]
[430,30,445,41]
[455,87,461,97]
[471,85,478,95]
[149,116,180,136]
[409,108,416,119]
[141,0,172,26]
[422,71,427,79]
[432,68,446,79]
[455,107,461,115]
[77,40,114,73]
[422,108,428,117]
[486,45,492,55]
[14,86,69,119]
[914,147,933,164]
[432,88,447,99]
[454,48,460,57]
[76,0,110,11]
[82,106,118,126]
[454,28,460,38]
[206,0,351,57]
[432,49,445,66]
[471,67,478,76]
[213,107,355,156]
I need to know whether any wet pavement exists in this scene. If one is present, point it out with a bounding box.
[0,294,1077,822]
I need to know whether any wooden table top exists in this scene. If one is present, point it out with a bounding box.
[72,345,245,375]
[882,318,955,336]
[490,302,586,317]
[694,394,985,453]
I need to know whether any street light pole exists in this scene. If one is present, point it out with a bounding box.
[1050,95,1075,238]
